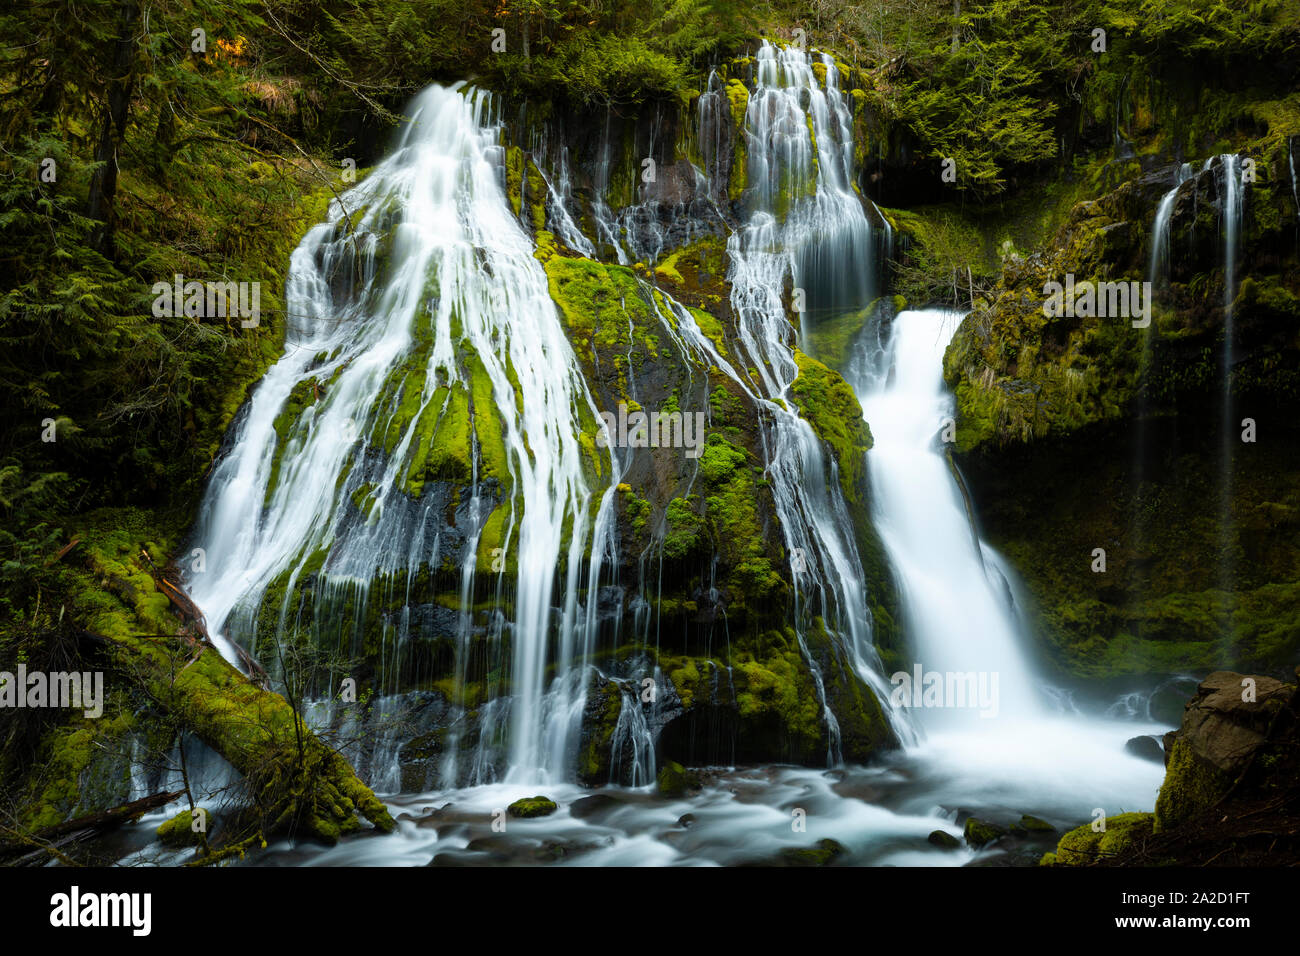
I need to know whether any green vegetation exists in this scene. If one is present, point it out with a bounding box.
[790,350,872,504]
[1043,812,1154,865]
[507,795,558,818]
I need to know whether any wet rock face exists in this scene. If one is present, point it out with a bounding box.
[1166,671,1291,772]
[1155,670,1298,830]
[1124,734,1164,764]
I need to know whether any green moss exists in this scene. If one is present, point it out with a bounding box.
[544,254,661,400]
[656,759,700,796]
[790,350,873,504]
[1154,738,1233,833]
[1019,814,1056,833]
[507,795,558,818]
[963,816,1006,847]
[726,79,749,201]
[504,145,524,219]
[928,830,961,849]
[698,434,748,484]
[697,434,785,606]
[653,236,729,303]
[577,675,623,784]
[666,657,702,710]
[525,158,547,233]
[431,676,485,710]
[662,496,704,559]
[778,838,848,866]
[1051,812,1154,865]
[733,637,824,745]
[51,524,395,848]
[349,482,378,519]
[618,483,652,539]
[801,302,885,372]
[689,306,729,354]
[466,354,511,486]
[157,808,208,847]
[22,711,135,830]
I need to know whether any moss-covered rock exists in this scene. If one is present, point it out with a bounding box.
[790,350,873,505]
[507,796,558,818]
[1018,814,1056,833]
[778,838,848,866]
[1048,812,1154,865]
[576,673,623,786]
[1154,671,1295,832]
[157,808,209,848]
[963,816,1006,848]
[655,759,701,797]
[928,829,961,848]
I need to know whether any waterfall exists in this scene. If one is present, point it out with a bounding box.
[849,309,1165,825]
[1218,152,1245,640]
[725,42,912,750]
[534,141,596,258]
[857,310,1040,729]
[1146,163,1192,288]
[1129,160,1195,625]
[1221,153,1243,334]
[1290,136,1300,236]
[183,84,618,786]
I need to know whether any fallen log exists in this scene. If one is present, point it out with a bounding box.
[0,789,185,865]
[43,536,81,566]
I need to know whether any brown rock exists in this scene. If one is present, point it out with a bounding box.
[1172,671,1290,776]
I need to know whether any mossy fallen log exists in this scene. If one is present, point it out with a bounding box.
[61,519,395,850]
[103,632,395,846]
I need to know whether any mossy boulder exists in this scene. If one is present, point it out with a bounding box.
[507,796,558,819]
[653,624,896,769]
[778,838,848,866]
[1018,814,1056,833]
[157,808,209,848]
[963,816,1006,848]
[928,829,961,848]
[656,760,701,797]
[1154,671,1295,831]
[1048,812,1154,865]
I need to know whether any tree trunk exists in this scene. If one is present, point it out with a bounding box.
[85,0,140,254]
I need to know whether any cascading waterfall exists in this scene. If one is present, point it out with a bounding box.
[1147,163,1192,289]
[724,42,913,750]
[533,138,597,258]
[857,310,1040,727]
[184,84,618,786]
[852,308,1165,818]
[143,50,1185,867]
